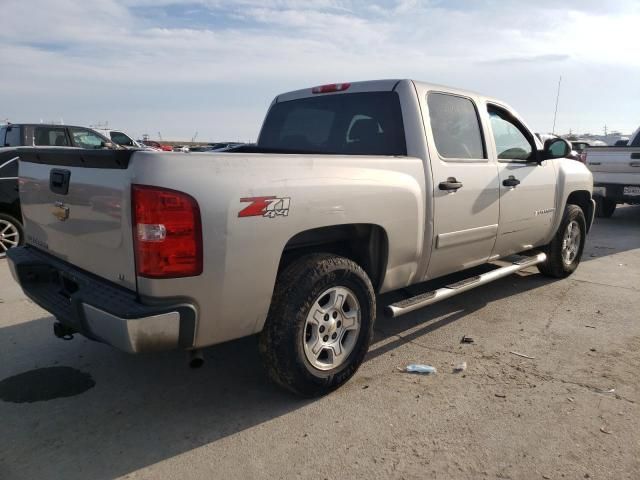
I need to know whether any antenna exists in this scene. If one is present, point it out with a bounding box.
[158,132,162,141]
[552,76,562,134]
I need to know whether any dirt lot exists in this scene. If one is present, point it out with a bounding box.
[1,206,639,480]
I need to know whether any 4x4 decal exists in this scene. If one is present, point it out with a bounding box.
[238,196,291,218]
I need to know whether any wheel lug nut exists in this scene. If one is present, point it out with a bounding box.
[331,332,337,340]
[324,314,329,321]
[319,326,325,333]
[323,335,329,342]
[332,311,338,319]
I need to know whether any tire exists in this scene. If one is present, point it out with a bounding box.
[259,253,376,397]
[537,204,586,278]
[0,213,24,260]
[595,197,616,218]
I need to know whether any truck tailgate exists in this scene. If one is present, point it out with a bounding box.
[17,148,138,290]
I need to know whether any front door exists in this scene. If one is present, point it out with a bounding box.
[486,105,557,257]
[422,92,500,280]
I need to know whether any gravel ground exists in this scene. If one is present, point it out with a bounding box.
[1,206,639,480]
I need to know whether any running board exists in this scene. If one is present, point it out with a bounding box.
[385,252,547,318]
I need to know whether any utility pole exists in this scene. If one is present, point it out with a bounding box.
[552,76,562,134]
[603,125,608,137]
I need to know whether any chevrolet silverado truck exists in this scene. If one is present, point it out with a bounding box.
[8,80,595,396]
[586,126,640,217]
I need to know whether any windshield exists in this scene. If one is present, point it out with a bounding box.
[257,92,407,155]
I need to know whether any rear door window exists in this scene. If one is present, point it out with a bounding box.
[34,127,70,146]
[427,93,486,160]
[258,92,407,156]
[4,126,21,146]
[69,128,106,149]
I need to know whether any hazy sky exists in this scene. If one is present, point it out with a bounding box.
[1,0,639,142]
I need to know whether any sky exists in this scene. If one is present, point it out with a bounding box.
[1,0,639,142]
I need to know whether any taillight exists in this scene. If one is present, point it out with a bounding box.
[311,82,351,94]
[132,185,202,278]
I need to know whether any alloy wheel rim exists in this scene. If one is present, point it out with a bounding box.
[0,219,20,258]
[303,286,361,371]
[561,220,581,265]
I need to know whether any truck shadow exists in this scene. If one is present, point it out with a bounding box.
[0,267,555,480]
[582,204,640,261]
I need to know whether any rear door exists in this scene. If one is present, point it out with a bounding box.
[18,149,138,289]
[421,91,500,279]
[486,104,557,257]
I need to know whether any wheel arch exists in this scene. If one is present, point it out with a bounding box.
[566,190,594,233]
[278,223,389,292]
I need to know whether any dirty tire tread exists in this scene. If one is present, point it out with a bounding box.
[537,204,586,278]
[259,253,375,397]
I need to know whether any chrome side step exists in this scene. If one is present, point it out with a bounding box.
[385,252,547,318]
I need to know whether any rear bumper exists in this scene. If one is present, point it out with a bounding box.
[7,246,196,353]
[593,183,640,204]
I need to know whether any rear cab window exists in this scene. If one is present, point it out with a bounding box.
[258,92,407,155]
[427,92,486,160]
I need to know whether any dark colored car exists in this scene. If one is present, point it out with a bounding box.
[0,148,21,258]
[0,123,116,258]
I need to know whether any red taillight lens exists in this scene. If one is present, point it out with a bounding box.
[311,82,351,94]
[132,185,202,278]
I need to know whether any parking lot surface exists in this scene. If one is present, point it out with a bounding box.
[1,206,639,480]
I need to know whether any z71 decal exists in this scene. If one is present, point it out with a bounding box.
[238,196,291,218]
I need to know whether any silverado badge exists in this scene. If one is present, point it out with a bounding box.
[52,201,70,221]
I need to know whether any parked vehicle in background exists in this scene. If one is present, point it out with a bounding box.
[93,128,147,150]
[7,79,594,396]
[173,145,190,153]
[587,126,640,217]
[208,142,244,151]
[0,123,115,149]
[0,148,23,258]
[141,140,173,152]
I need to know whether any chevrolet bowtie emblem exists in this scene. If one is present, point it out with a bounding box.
[53,201,70,221]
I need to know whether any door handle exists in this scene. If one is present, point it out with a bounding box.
[502,176,521,188]
[630,161,640,167]
[439,177,463,191]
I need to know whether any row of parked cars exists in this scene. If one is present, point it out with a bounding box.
[0,122,243,257]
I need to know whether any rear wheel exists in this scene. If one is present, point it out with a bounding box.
[0,214,23,259]
[259,254,375,397]
[595,197,616,218]
[537,204,586,278]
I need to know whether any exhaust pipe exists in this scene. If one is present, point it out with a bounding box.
[53,322,76,340]
[188,349,204,369]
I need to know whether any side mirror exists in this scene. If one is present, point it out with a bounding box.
[543,138,571,160]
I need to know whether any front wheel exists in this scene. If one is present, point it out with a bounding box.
[537,204,586,278]
[259,254,376,397]
[0,214,24,259]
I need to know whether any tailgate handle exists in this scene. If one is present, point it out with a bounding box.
[50,169,71,195]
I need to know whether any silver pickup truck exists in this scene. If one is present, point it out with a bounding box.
[586,126,640,217]
[8,79,595,396]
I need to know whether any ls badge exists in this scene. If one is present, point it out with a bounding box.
[52,201,70,221]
